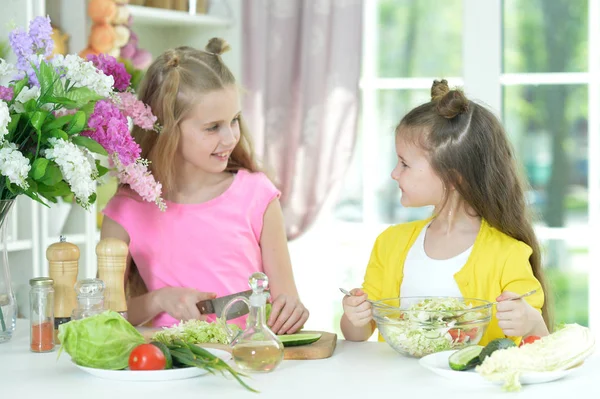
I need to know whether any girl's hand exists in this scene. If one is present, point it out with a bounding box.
[342,288,372,327]
[267,294,309,335]
[495,291,549,337]
[155,287,216,321]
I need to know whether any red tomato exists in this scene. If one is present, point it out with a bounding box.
[448,329,467,342]
[519,335,541,347]
[464,328,479,341]
[128,344,166,371]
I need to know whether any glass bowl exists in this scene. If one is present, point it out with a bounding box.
[372,296,492,358]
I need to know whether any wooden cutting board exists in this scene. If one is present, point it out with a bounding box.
[139,329,337,360]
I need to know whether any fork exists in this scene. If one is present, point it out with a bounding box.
[444,289,538,321]
[339,288,377,305]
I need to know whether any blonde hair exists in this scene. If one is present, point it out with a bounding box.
[133,38,259,196]
[127,38,260,301]
[397,79,553,330]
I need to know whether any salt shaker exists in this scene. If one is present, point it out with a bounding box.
[71,278,106,320]
[47,236,79,342]
[29,277,55,353]
[96,238,128,318]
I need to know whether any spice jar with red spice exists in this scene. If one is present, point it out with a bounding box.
[29,277,55,353]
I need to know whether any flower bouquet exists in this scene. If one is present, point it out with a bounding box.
[0,15,164,210]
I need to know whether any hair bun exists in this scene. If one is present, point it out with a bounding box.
[431,79,450,101]
[166,54,180,68]
[431,79,469,119]
[205,38,231,55]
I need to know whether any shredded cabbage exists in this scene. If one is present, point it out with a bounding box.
[378,297,487,358]
[476,324,595,391]
[151,319,241,345]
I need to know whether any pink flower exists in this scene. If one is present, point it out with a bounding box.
[87,54,131,92]
[83,100,141,166]
[115,92,157,130]
[112,155,165,211]
[0,86,14,101]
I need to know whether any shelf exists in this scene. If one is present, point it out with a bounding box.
[128,5,231,28]
[4,240,33,252]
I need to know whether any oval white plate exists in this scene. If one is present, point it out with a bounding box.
[74,348,231,382]
[419,350,579,386]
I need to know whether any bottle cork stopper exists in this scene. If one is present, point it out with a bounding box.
[96,238,129,313]
[47,235,80,333]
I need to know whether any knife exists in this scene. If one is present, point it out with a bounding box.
[197,290,253,320]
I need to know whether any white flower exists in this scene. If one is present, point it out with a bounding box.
[44,138,97,208]
[0,100,10,142]
[11,85,41,113]
[0,142,31,189]
[51,54,114,98]
[0,59,17,81]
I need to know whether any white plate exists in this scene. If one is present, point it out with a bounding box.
[419,350,579,386]
[74,348,231,382]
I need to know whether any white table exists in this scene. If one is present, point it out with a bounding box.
[2,321,599,398]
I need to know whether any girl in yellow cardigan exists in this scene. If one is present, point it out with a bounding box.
[341,79,551,346]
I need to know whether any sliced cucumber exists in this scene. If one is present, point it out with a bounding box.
[448,345,484,371]
[479,338,516,362]
[277,333,322,347]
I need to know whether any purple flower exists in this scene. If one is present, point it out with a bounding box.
[28,16,53,57]
[83,100,141,165]
[9,28,33,72]
[8,16,53,86]
[87,54,131,92]
[0,86,14,101]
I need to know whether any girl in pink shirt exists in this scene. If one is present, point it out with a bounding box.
[101,38,309,334]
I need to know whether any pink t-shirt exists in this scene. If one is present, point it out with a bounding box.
[102,169,280,328]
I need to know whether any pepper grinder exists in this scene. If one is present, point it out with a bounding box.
[47,235,79,343]
[96,238,128,318]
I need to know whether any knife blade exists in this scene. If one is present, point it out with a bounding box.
[196,290,253,320]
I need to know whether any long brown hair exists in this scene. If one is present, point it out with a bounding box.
[396,79,553,330]
[126,38,260,300]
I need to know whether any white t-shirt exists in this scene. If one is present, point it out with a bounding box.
[400,223,472,298]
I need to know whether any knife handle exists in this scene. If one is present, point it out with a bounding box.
[197,300,215,315]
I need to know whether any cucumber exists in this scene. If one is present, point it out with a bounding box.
[151,341,173,369]
[479,338,516,362]
[448,345,484,371]
[277,333,322,347]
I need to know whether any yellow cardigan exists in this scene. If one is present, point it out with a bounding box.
[362,218,544,346]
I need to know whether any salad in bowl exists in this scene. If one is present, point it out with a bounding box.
[372,296,492,358]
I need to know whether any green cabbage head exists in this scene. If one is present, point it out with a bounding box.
[58,311,145,370]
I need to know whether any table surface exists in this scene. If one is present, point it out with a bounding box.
[2,320,599,398]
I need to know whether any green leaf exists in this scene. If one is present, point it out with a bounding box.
[37,61,59,98]
[30,111,49,132]
[65,87,103,108]
[24,98,38,112]
[43,114,73,132]
[96,161,109,177]
[38,181,71,197]
[79,102,97,118]
[39,162,63,186]
[5,177,18,195]
[7,114,21,136]
[48,129,69,141]
[31,158,49,180]
[66,111,87,135]
[10,78,28,102]
[43,96,77,108]
[23,189,50,208]
[71,135,107,156]
[88,192,97,204]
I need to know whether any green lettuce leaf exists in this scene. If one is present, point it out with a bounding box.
[57,311,145,370]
